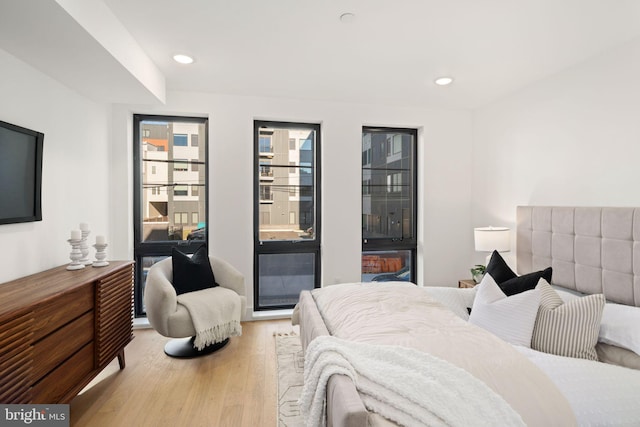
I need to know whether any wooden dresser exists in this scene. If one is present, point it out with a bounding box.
[0,261,134,404]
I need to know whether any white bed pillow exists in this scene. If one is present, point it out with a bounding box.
[600,303,640,356]
[468,273,540,347]
[532,280,605,361]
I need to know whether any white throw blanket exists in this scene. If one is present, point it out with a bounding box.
[299,335,525,427]
[177,287,242,350]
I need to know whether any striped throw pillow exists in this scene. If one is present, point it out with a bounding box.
[532,280,605,360]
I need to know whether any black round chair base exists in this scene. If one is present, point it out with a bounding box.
[164,336,230,358]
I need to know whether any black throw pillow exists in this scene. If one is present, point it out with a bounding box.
[499,267,553,296]
[171,244,218,295]
[485,250,517,283]
[485,250,552,296]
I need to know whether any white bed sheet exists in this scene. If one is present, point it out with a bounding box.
[515,345,640,426]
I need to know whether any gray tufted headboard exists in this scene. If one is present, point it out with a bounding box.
[517,206,640,307]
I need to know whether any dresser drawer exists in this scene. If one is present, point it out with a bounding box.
[31,342,94,404]
[32,311,94,383]
[0,312,34,403]
[32,285,94,341]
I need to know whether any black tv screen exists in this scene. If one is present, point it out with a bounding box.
[0,120,44,225]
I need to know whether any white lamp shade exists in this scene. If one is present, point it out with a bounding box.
[474,226,510,252]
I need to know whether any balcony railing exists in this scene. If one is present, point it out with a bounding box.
[260,167,274,180]
[259,148,274,157]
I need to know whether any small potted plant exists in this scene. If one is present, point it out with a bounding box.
[470,264,486,284]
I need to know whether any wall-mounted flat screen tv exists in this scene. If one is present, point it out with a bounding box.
[0,120,44,225]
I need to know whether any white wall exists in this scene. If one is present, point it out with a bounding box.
[112,92,474,316]
[471,37,640,267]
[0,49,112,283]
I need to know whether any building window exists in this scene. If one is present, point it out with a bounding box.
[362,178,371,195]
[174,159,188,171]
[260,185,272,202]
[387,134,402,156]
[174,134,188,147]
[174,185,188,196]
[362,148,372,165]
[259,135,272,154]
[260,160,272,178]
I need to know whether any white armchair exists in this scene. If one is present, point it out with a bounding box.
[144,255,246,357]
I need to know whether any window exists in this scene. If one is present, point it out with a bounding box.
[260,185,272,202]
[362,127,417,283]
[174,185,188,196]
[362,178,371,195]
[254,121,321,310]
[173,134,188,146]
[387,134,402,156]
[260,160,272,178]
[362,147,372,165]
[172,212,189,225]
[174,159,188,171]
[259,136,272,154]
[133,115,208,316]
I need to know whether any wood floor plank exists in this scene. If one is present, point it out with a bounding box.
[70,319,296,427]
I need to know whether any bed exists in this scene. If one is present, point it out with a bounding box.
[292,206,640,426]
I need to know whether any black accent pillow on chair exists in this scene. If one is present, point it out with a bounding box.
[171,244,218,295]
[485,250,552,296]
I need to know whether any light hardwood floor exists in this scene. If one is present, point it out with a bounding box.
[70,319,296,427]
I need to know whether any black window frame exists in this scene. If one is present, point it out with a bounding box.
[133,114,209,317]
[253,120,322,311]
[362,126,418,283]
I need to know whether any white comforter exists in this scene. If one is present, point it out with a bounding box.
[309,282,576,427]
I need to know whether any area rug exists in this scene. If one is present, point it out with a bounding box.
[275,334,305,427]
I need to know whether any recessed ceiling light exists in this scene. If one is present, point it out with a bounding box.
[173,54,194,64]
[340,12,355,23]
[434,76,454,86]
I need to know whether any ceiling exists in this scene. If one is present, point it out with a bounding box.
[4,0,640,109]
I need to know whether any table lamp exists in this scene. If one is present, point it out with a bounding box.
[472,226,510,282]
